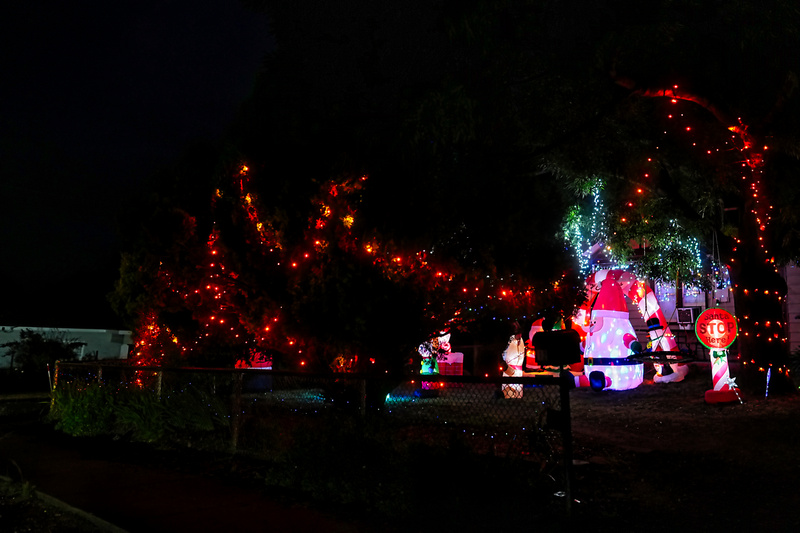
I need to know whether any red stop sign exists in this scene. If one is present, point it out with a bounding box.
[695,308,738,350]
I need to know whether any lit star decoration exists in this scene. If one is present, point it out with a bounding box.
[725,376,744,404]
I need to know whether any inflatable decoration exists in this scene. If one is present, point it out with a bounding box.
[525,270,681,390]
[419,334,446,391]
[582,274,643,390]
[502,333,526,398]
[417,333,463,393]
[695,308,741,404]
[578,269,687,386]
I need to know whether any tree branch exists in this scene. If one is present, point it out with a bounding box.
[612,75,733,126]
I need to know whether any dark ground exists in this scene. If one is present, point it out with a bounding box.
[0,407,374,532]
[568,363,800,531]
[1,364,799,532]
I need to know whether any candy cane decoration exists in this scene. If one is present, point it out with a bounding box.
[695,308,740,403]
[704,349,741,403]
[711,350,731,390]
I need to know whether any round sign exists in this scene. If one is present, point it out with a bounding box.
[695,308,738,350]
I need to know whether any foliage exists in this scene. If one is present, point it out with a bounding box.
[111,1,588,370]
[111,388,168,442]
[48,383,116,437]
[115,151,582,371]
[48,382,230,444]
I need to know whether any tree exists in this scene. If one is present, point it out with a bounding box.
[113,151,580,373]
[533,0,800,392]
[380,0,800,392]
[115,0,800,394]
[112,1,587,371]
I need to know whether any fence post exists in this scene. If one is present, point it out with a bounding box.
[156,371,163,400]
[359,377,367,419]
[559,369,574,514]
[51,363,60,408]
[231,371,243,452]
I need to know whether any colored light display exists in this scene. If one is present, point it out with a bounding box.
[564,81,791,384]
[133,164,575,369]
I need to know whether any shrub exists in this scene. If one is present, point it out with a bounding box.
[48,381,231,445]
[113,388,170,443]
[2,330,85,392]
[48,383,115,437]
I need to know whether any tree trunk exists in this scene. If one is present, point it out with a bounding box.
[727,235,791,395]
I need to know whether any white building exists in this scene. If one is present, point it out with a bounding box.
[783,263,800,356]
[0,326,131,368]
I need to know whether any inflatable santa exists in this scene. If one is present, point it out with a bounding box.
[583,274,644,390]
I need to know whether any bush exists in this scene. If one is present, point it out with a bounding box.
[48,382,231,444]
[113,388,170,442]
[48,383,115,437]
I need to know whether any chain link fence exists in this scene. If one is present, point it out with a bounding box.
[52,361,574,501]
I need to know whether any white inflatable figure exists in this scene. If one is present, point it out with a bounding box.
[502,331,526,398]
[583,275,644,390]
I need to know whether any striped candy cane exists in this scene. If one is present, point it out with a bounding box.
[704,349,740,403]
[710,349,731,391]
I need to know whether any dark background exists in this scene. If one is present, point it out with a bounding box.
[0,2,273,328]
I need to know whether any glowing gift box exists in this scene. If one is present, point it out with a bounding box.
[437,352,463,388]
[439,352,463,375]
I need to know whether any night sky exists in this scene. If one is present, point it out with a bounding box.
[0,2,273,328]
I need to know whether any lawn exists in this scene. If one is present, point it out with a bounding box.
[3,362,799,532]
[567,363,800,531]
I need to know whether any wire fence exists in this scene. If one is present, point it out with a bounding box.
[53,361,575,499]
